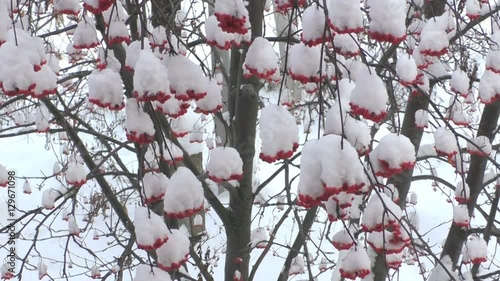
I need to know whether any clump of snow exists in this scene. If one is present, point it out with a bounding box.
[289,256,306,275]
[368,0,406,44]
[450,69,470,97]
[157,228,190,271]
[88,68,124,110]
[287,43,326,84]
[328,0,364,34]
[467,136,492,156]
[214,0,249,35]
[259,104,299,163]
[134,206,169,250]
[207,147,243,182]
[141,172,169,204]
[333,33,360,58]
[478,70,500,104]
[331,229,355,250]
[243,37,279,82]
[125,98,155,144]
[133,50,171,103]
[195,79,223,114]
[463,236,487,264]
[361,193,402,232]
[325,105,371,155]
[73,16,99,49]
[163,167,204,219]
[162,139,184,165]
[339,247,371,279]
[455,181,470,204]
[301,4,331,46]
[349,67,388,123]
[250,227,268,248]
[434,127,459,158]
[164,55,209,101]
[65,162,87,187]
[396,55,418,86]
[453,204,470,227]
[414,109,429,128]
[54,0,80,15]
[133,264,172,281]
[370,133,416,178]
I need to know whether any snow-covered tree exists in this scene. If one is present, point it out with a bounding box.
[1,0,500,281]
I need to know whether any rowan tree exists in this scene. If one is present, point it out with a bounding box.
[1,0,500,281]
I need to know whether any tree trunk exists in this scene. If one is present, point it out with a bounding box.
[441,102,500,266]
[224,1,264,280]
[372,1,447,280]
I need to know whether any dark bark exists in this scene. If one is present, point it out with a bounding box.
[224,1,265,280]
[372,1,447,279]
[150,0,181,28]
[441,102,500,266]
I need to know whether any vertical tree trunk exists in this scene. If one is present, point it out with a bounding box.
[373,1,447,280]
[441,102,500,266]
[224,1,264,280]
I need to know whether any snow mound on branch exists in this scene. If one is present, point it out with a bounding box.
[297,139,324,207]
[35,104,51,132]
[361,193,402,232]
[259,104,299,163]
[287,43,326,84]
[73,16,99,49]
[214,0,249,35]
[368,0,406,44]
[205,15,237,50]
[141,172,169,204]
[328,0,364,34]
[163,167,204,219]
[107,19,130,45]
[370,133,416,178]
[396,55,418,86]
[319,135,368,195]
[124,39,150,71]
[419,12,455,56]
[65,162,87,187]
[207,147,243,182]
[155,98,189,118]
[133,50,171,103]
[455,181,470,204]
[297,135,368,207]
[125,98,155,144]
[324,106,371,155]
[134,207,170,250]
[339,247,371,279]
[88,68,124,110]
[415,109,429,128]
[250,227,268,248]
[133,265,172,281]
[478,70,500,104]
[349,67,388,123]
[243,37,279,81]
[164,55,210,101]
[467,136,491,156]
[42,188,59,209]
[162,139,184,165]
[289,256,306,275]
[54,0,80,15]
[450,69,470,97]
[463,236,487,264]
[157,228,190,271]
[453,204,470,227]
[195,79,223,114]
[301,4,330,46]
[433,127,459,158]
[333,33,360,58]
[332,229,355,250]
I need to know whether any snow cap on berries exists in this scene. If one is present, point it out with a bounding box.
[134,206,169,250]
[163,167,204,219]
[207,147,243,182]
